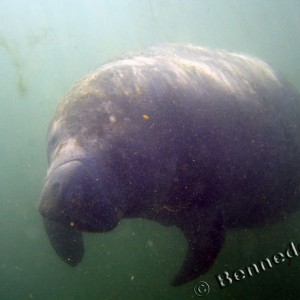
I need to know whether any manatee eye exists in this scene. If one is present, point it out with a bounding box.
[67,184,83,203]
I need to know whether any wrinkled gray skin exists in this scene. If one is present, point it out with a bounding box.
[39,44,300,286]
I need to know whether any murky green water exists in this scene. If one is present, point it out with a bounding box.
[1,1,300,299]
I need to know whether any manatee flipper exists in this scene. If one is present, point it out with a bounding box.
[171,210,225,286]
[43,218,84,266]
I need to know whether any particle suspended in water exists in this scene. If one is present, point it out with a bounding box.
[129,274,135,282]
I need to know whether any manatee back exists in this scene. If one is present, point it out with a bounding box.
[47,44,300,225]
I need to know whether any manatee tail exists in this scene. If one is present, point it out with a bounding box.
[43,218,84,266]
[171,209,225,286]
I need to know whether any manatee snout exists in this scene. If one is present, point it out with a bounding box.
[39,160,85,227]
[39,158,122,267]
[39,159,120,232]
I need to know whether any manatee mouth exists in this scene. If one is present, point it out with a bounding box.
[43,218,84,267]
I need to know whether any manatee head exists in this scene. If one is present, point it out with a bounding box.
[39,159,121,232]
[39,142,123,266]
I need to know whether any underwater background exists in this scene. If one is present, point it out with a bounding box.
[1,0,300,299]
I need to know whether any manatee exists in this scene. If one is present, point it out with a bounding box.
[39,44,300,286]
